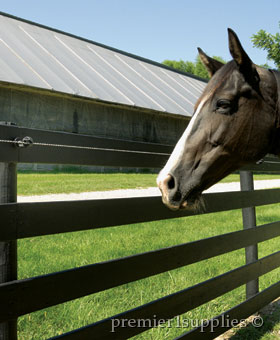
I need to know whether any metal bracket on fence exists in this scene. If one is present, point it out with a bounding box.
[14,136,33,148]
[0,121,17,126]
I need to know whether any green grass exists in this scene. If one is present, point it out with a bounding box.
[15,172,280,339]
[17,173,158,195]
[17,204,280,340]
[17,172,280,196]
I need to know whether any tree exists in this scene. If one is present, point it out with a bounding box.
[162,55,226,80]
[251,23,280,70]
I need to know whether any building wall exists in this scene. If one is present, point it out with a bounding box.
[0,84,190,171]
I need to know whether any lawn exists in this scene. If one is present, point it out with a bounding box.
[15,172,280,339]
[17,172,280,196]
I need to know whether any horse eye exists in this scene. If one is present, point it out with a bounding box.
[217,99,231,108]
[216,99,232,114]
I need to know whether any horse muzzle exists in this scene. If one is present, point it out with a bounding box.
[157,173,200,210]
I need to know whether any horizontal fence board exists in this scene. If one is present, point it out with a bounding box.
[0,125,279,171]
[0,189,280,241]
[17,145,167,168]
[177,280,280,339]
[0,125,173,153]
[0,125,171,168]
[241,161,280,172]
[48,251,280,340]
[1,221,280,322]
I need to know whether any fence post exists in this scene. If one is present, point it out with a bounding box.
[240,170,259,299]
[0,162,17,340]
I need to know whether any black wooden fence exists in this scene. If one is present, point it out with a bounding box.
[0,123,280,340]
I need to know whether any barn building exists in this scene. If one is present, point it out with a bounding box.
[0,12,207,171]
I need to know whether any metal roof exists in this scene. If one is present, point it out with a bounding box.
[0,12,207,117]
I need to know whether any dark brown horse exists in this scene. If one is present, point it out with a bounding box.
[157,29,280,210]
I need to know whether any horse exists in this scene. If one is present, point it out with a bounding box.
[157,28,280,210]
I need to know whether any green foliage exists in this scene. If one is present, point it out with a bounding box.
[252,23,280,70]
[162,55,226,80]
[162,59,195,74]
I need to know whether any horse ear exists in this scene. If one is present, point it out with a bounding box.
[197,48,224,77]
[228,28,260,88]
[228,28,253,69]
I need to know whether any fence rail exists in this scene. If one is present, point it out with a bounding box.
[181,279,280,340]
[1,220,280,324]
[0,189,280,240]
[0,124,171,168]
[48,250,280,340]
[0,123,280,340]
[0,124,280,170]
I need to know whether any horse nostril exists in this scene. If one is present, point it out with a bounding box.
[162,174,178,193]
[167,176,175,190]
[162,174,175,191]
[160,174,182,205]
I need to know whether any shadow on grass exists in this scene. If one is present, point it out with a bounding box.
[223,299,280,340]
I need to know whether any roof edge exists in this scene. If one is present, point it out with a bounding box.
[0,80,192,120]
[0,11,208,84]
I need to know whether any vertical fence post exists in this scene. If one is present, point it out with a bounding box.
[240,170,259,299]
[0,162,17,340]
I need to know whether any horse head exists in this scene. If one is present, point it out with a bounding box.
[157,29,280,210]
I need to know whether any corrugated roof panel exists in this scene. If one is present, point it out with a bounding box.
[86,44,166,109]
[0,12,207,117]
[95,48,168,112]
[0,54,24,84]
[0,17,73,93]
[182,75,206,94]
[137,61,195,114]
[158,70,202,114]
[112,53,178,112]
[160,68,201,102]
[111,52,189,115]
[19,23,97,98]
[0,37,49,89]
[57,35,138,106]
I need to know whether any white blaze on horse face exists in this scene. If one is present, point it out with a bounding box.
[157,98,206,188]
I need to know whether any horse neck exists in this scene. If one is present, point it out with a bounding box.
[270,70,280,128]
[266,69,280,156]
